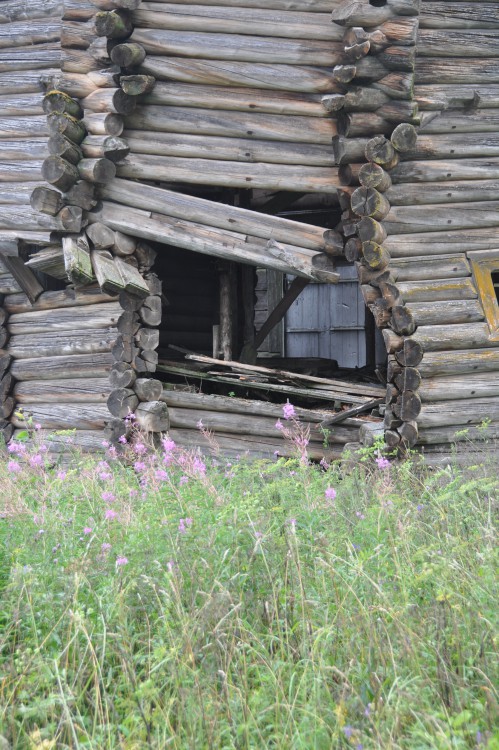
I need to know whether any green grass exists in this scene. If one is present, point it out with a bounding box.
[0,431,497,749]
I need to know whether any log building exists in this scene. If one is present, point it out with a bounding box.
[0,0,498,464]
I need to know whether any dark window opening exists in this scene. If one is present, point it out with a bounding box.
[492,271,499,305]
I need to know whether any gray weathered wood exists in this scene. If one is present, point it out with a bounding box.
[14,378,112,403]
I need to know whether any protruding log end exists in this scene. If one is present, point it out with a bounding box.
[95,10,133,40]
[391,122,418,154]
[110,41,146,68]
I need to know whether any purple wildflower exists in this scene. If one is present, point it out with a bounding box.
[7,460,21,473]
[193,456,206,475]
[355,511,366,520]
[57,470,66,480]
[179,475,188,485]
[29,454,43,467]
[134,442,147,455]
[275,419,283,431]
[325,486,336,501]
[102,491,115,503]
[34,423,42,431]
[283,401,296,420]
[83,527,92,535]
[118,435,127,444]
[178,519,187,534]
[343,726,354,739]
[376,456,390,470]
[101,542,111,553]
[134,461,146,472]
[116,556,128,567]
[105,509,117,520]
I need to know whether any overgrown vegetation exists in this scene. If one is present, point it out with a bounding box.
[0,421,497,749]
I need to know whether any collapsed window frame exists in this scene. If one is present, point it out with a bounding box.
[469,249,499,341]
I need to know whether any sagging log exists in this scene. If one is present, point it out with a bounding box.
[89,200,337,279]
[101,178,338,252]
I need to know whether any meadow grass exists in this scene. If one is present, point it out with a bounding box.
[0,423,497,750]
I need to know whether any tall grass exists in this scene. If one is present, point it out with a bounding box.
[0,425,497,749]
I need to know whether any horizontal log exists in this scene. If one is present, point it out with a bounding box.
[8,301,122,335]
[0,139,48,161]
[416,59,499,85]
[408,323,496,352]
[0,44,60,73]
[11,404,111,430]
[397,278,477,303]
[391,253,471,282]
[415,84,499,110]
[141,81,327,117]
[419,110,499,135]
[419,3,499,30]
[134,6,341,41]
[386,178,499,206]
[81,135,129,162]
[384,202,499,234]
[125,105,335,145]
[63,0,95,21]
[0,19,59,49]
[0,160,44,184]
[7,328,118,359]
[0,205,57,231]
[418,348,499,378]
[0,181,41,205]
[124,131,336,167]
[406,299,484,327]
[417,424,499,449]
[418,397,499,429]
[140,56,340,93]
[418,29,499,58]
[81,89,136,116]
[419,372,499,403]
[82,112,124,136]
[130,28,343,66]
[0,0,61,23]
[90,201,335,277]
[134,0,335,8]
[102,178,335,252]
[5,287,116,315]
[61,48,106,74]
[118,155,339,193]
[90,0,141,8]
[61,19,96,49]
[0,116,47,139]
[0,92,44,116]
[9,350,114,381]
[385,227,499,257]
[0,70,55,96]
[14,378,112,403]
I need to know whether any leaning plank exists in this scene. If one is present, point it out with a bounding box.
[117,155,339,193]
[129,28,343,66]
[14,378,112,403]
[1,256,43,304]
[102,178,335,252]
[9,351,114,381]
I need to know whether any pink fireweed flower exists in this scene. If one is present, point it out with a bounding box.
[101,542,111,553]
[83,527,92,535]
[283,401,296,420]
[184,517,193,526]
[162,438,176,452]
[102,491,115,503]
[116,556,128,567]
[107,446,118,459]
[193,456,206,476]
[101,440,110,448]
[325,486,336,501]
[98,471,112,481]
[118,435,127,444]
[179,475,188,485]
[134,442,147,455]
[8,442,25,455]
[155,469,168,481]
[7,460,21,473]
[196,419,204,429]
[134,461,146,472]
[105,509,117,520]
[34,423,42,431]
[29,454,43,468]
[376,456,391,470]
[275,419,283,431]
[178,519,187,534]
[57,470,66,481]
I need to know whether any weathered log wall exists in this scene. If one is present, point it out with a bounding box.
[335,0,499,453]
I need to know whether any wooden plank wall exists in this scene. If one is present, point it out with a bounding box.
[0,0,62,249]
[113,0,344,193]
